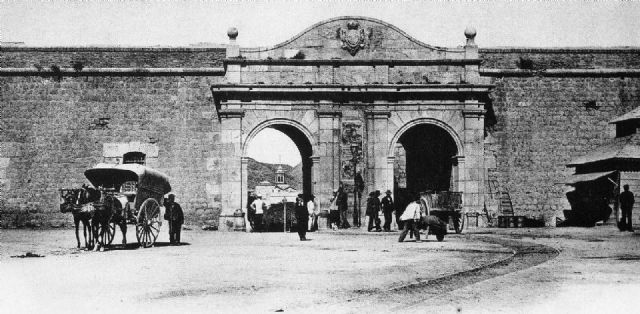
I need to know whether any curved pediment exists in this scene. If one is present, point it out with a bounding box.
[240,16,466,60]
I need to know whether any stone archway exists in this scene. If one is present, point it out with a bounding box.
[386,118,465,212]
[388,118,464,158]
[241,119,317,220]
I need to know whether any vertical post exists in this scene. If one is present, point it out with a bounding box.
[282,197,287,233]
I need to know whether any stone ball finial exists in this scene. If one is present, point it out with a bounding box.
[227,27,239,40]
[464,26,477,39]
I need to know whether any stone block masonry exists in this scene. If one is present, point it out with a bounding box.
[0,47,226,68]
[2,20,640,229]
[0,74,226,228]
[487,75,640,222]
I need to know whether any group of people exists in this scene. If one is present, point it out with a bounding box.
[329,183,403,233]
[363,189,396,232]
[249,193,319,240]
[293,193,319,241]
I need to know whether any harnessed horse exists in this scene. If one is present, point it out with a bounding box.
[90,187,129,251]
[60,186,100,248]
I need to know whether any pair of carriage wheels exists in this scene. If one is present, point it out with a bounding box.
[96,198,162,248]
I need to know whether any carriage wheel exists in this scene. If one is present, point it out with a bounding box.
[98,222,116,246]
[136,199,161,248]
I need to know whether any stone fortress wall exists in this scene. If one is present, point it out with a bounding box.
[1,20,639,228]
[481,48,640,223]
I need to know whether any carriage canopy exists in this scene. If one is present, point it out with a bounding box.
[84,163,172,196]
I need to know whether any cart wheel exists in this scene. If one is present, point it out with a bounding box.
[136,199,161,248]
[436,234,445,242]
[99,222,116,245]
[453,212,465,234]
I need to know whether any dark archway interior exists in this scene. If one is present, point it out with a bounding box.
[271,125,313,197]
[395,124,458,205]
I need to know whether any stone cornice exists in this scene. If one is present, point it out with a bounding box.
[480,68,640,77]
[212,84,493,104]
[0,46,226,52]
[480,47,640,54]
[211,83,494,92]
[224,58,481,67]
[0,67,226,76]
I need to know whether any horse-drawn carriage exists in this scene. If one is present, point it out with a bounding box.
[59,163,171,249]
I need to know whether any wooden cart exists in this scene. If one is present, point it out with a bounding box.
[421,191,464,234]
[84,163,172,248]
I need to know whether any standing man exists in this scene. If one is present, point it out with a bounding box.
[250,194,267,232]
[329,189,340,230]
[246,192,257,230]
[620,184,635,232]
[294,194,308,241]
[353,171,364,227]
[381,190,395,232]
[163,194,184,245]
[337,182,351,229]
[307,194,319,232]
[366,191,382,232]
[398,195,423,242]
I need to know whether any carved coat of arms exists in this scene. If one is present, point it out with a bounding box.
[339,21,366,56]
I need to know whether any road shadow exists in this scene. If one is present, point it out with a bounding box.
[106,242,191,251]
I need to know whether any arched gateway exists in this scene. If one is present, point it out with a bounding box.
[212,17,492,229]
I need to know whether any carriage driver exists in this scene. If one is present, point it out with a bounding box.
[164,194,184,245]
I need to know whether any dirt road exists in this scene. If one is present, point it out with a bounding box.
[0,226,638,313]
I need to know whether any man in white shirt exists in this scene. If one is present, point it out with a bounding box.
[398,195,423,242]
[307,194,319,232]
[250,195,267,232]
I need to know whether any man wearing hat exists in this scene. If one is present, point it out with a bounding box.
[366,190,382,232]
[164,194,184,244]
[250,194,267,232]
[381,190,395,232]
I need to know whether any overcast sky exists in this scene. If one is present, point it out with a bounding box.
[2,0,640,48]
[3,0,639,166]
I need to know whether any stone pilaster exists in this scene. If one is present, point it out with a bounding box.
[462,100,485,214]
[219,109,244,215]
[316,108,342,211]
[310,155,321,195]
[365,110,391,193]
[451,156,465,192]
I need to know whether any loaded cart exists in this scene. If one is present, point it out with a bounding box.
[419,191,464,241]
[84,163,172,248]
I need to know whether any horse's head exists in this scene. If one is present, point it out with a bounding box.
[80,185,101,203]
[59,189,81,213]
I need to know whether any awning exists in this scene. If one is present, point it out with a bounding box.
[562,171,617,185]
[609,107,640,124]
